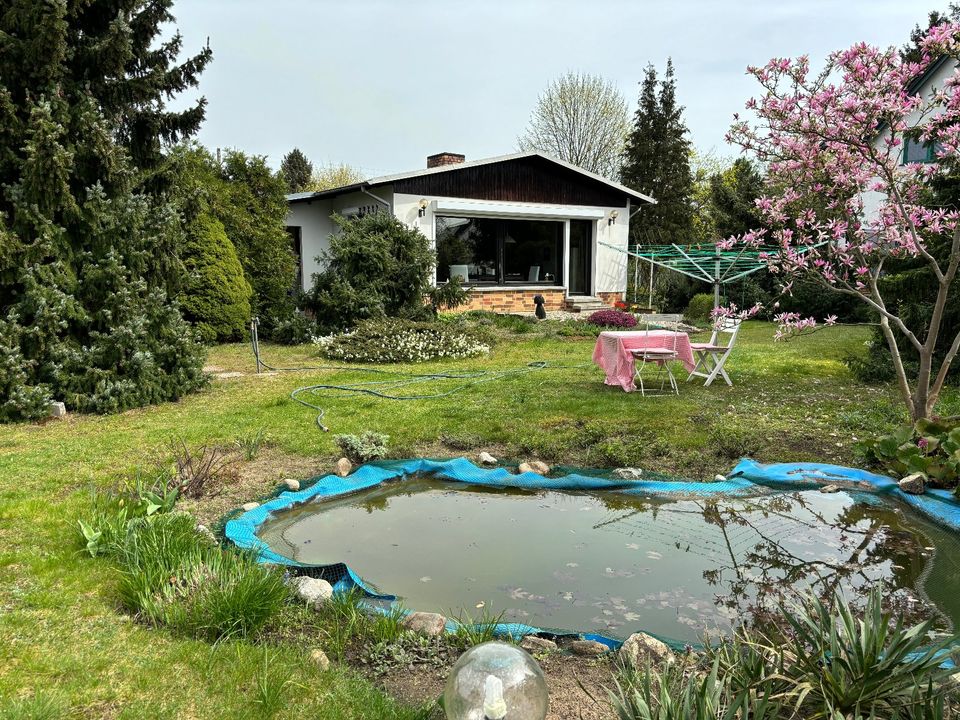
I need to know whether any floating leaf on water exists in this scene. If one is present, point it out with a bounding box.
[625,543,640,550]
[420,576,431,583]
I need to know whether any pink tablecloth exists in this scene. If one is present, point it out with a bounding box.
[592,330,695,392]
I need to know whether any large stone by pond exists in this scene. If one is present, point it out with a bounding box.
[478,451,498,466]
[899,473,926,495]
[613,468,644,480]
[290,576,333,607]
[619,632,673,666]
[336,457,353,477]
[518,460,550,475]
[569,639,609,657]
[402,611,447,637]
[521,635,558,654]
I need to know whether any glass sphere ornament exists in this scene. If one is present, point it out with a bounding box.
[443,641,548,720]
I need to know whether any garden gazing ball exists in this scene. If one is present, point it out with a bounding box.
[443,641,548,720]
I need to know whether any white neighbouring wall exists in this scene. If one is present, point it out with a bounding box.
[862,58,959,221]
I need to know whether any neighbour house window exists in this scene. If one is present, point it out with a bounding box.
[285,226,303,291]
[435,216,563,285]
[902,136,941,164]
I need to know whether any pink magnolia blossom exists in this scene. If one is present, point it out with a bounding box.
[727,23,960,420]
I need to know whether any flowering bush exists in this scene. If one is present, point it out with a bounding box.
[586,309,637,328]
[314,318,490,363]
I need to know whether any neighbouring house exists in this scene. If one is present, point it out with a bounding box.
[285,151,655,313]
[862,55,957,219]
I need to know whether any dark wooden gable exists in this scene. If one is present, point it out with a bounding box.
[387,155,630,207]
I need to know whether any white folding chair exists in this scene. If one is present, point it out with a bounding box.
[629,325,679,397]
[687,317,742,387]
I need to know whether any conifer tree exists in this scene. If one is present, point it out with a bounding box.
[281,148,314,193]
[0,0,209,420]
[621,60,694,246]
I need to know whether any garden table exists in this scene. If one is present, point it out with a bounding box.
[592,330,695,392]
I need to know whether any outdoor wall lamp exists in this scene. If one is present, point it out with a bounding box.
[418,198,429,217]
[608,210,619,226]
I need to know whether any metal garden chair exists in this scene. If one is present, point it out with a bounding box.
[687,317,742,387]
[629,325,680,397]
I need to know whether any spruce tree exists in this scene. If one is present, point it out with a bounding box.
[0,0,208,420]
[281,148,314,193]
[621,59,694,246]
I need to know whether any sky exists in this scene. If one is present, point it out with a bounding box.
[171,0,934,177]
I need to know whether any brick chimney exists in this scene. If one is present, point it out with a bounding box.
[427,152,465,168]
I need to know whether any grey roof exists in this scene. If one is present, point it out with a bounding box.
[285,151,656,205]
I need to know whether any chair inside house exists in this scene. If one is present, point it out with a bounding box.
[628,325,680,397]
[687,317,742,387]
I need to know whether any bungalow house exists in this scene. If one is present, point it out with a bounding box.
[285,151,655,313]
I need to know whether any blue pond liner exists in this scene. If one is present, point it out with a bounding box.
[225,456,960,654]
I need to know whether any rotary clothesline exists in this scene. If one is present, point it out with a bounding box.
[601,241,826,307]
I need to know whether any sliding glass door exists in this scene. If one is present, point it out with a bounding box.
[568,219,592,296]
[436,216,563,285]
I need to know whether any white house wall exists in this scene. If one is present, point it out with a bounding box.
[393,192,630,296]
[285,188,395,291]
[863,59,959,220]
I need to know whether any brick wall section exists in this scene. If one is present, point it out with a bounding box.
[450,288,567,313]
[597,292,624,306]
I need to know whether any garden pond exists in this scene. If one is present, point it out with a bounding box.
[257,476,960,644]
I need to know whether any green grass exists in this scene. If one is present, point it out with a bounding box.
[1,321,957,717]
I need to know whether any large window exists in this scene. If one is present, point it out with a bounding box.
[436,216,563,285]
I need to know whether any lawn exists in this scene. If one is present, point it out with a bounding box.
[1,320,956,718]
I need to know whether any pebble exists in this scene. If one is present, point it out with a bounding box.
[521,636,559,654]
[289,576,333,607]
[283,478,301,491]
[402,611,447,637]
[310,648,330,671]
[241,501,260,512]
[569,639,609,657]
[518,460,550,475]
[819,484,841,494]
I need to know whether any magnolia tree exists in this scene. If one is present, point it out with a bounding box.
[724,25,960,421]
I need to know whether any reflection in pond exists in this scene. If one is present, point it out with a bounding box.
[257,476,960,642]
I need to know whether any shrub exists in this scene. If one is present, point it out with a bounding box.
[858,417,960,489]
[315,318,490,363]
[586,309,637,328]
[306,213,436,332]
[427,276,470,313]
[334,431,389,463]
[177,213,252,342]
[684,292,715,322]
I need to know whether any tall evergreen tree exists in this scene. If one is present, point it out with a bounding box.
[280,148,313,193]
[708,158,764,240]
[621,59,694,246]
[0,0,209,421]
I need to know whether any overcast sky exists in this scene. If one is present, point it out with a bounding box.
[172,0,933,177]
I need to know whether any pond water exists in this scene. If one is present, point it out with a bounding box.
[257,477,960,643]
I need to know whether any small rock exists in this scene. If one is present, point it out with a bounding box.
[336,457,353,477]
[48,401,67,418]
[518,460,550,475]
[283,478,301,492]
[521,635,558,654]
[402,611,447,637]
[613,468,644,480]
[241,501,260,512]
[819,484,840,494]
[619,632,673,667]
[478,451,498,466]
[569,639,609,657]
[714,474,726,482]
[899,472,926,495]
[310,648,330,671]
[290,576,333,607]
